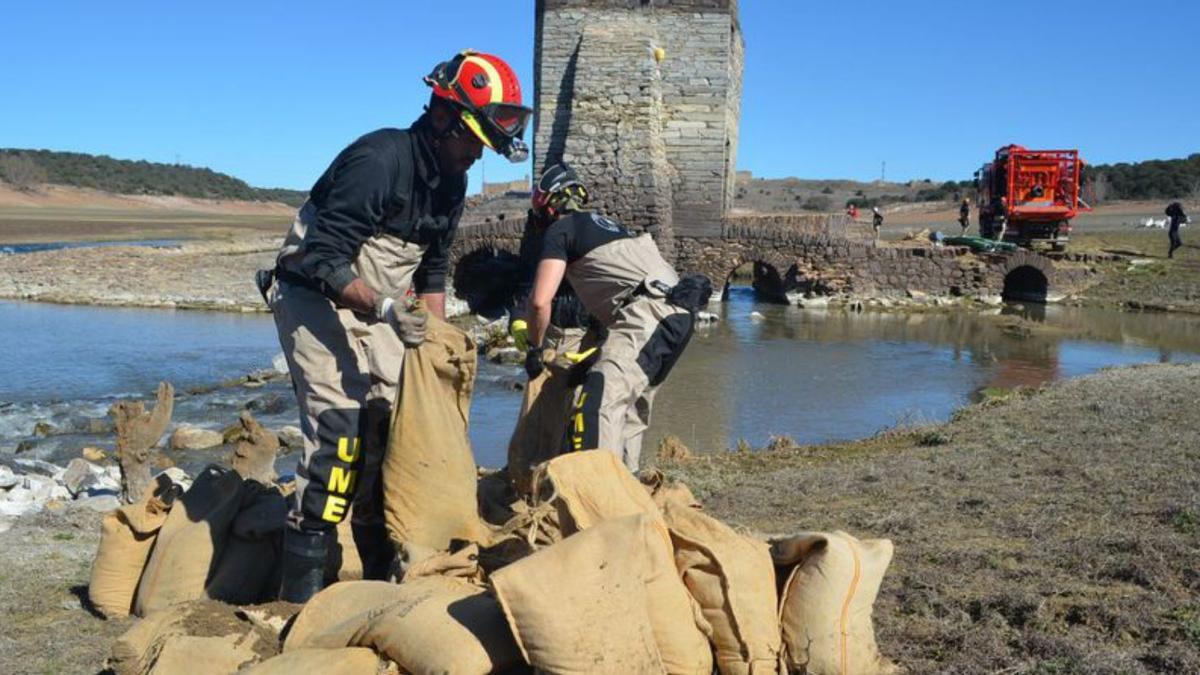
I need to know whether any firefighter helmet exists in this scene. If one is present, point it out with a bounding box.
[532,162,589,216]
[425,50,531,162]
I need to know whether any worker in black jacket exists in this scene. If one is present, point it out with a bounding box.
[1166,201,1188,258]
[261,50,530,602]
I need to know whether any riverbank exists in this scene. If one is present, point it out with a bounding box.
[1,362,1196,672]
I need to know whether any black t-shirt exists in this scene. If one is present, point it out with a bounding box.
[540,211,635,264]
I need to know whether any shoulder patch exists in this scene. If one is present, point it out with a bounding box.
[589,213,623,233]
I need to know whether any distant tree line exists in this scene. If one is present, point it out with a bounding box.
[845,180,973,209]
[1084,153,1200,201]
[0,148,308,206]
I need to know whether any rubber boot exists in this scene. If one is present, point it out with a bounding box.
[279,527,328,603]
[352,522,396,581]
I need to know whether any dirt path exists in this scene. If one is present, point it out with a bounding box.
[667,362,1200,673]
[2,363,1197,673]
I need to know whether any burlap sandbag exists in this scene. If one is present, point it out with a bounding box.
[242,648,380,675]
[284,581,410,651]
[205,481,286,605]
[530,451,711,673]
[506,355,576,495]
[772,532,895,675]
[134,466,244,616]
[661,499,781,675]
[491,514,665,674]
[533,449,663,532]
[89,476,178,618]
[147,634,259,675]
[382,314,490,550]
[353,576,522,675]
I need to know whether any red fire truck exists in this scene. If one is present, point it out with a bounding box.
[975,145,1086,251]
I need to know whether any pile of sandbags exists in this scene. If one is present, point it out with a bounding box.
[89,464,304,619]
[97,315,900,675]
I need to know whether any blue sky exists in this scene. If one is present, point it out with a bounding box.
[1,1,1196,192]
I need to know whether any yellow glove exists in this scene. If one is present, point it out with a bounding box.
[562,347,598,364]
[510,319,530,352]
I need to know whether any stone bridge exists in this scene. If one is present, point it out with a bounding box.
[450,211,1098,306]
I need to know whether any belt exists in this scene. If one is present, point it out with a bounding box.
[255,267,326,305]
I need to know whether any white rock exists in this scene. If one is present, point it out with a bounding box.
[272,353,290,375]
[276,426,304,450]
[155,467,192,492]
[797,296,829,309]
[61,458,104,496]
[696,311,720,324]
[11,458,61,477]
[906,289,929,301]
[977,294,1003,307]
[169,425,224,451]
[0,465,17,489]
[749,311,766,322]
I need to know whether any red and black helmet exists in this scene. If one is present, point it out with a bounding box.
[425,50,532,162]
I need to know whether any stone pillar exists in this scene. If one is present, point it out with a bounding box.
[534,0,743,256]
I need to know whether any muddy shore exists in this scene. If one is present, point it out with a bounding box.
[1,363,1197,673]
[2,225,1197,316]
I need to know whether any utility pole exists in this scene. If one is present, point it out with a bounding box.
[881,160,886,182]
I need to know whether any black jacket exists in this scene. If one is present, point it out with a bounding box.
[298,116,466,297]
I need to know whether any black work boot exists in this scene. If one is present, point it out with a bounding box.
[352,522,396,581]
[279,527,329,603]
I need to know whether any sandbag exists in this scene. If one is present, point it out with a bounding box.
[242,648,380,675]
[353,576,522,675]
[506,351,579,495]
[533,449,663,533]
[134,466,244,616]
[89,476,177,618]
[284,580,410,651]
[147,634,259,675]
[491,514,665,674]
[382,314,490,550]
[206,482,286,605]
[772,532,894,675]
[661,499,781,675]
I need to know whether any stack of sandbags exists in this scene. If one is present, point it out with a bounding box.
[382,315,492,552]
[90,463,290,619]
[771,532,897,675]
[133,465,288,615]
[89,474,181,618]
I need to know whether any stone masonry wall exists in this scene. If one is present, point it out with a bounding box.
[534,0,742,246]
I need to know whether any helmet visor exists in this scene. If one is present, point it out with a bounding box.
[480,103,531,141]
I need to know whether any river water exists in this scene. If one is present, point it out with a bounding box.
[2,291,1198,470]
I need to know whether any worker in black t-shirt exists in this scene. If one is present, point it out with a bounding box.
[260,50,530,602]
[523,163,711,471]
[1166,201,1188,258]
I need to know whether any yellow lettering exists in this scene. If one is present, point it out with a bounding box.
[329,466,356,495]
[321,495,348,523]
[336,436,361,463]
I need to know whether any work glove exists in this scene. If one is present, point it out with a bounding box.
[375,295,427,347]
[509,319,530,352]
[524,346,546,380]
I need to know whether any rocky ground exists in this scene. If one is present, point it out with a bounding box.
[1,363,1196,673]
[1068,230,1200,314]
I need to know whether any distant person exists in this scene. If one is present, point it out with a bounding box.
[995,196,1009,242]
[872,207,883,243]
[257,50,530,602]
[1166,201,1187,258]
[847,204,859,221]
[958,198,970,235]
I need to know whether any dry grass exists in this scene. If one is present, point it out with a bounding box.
[667,363,1200,673]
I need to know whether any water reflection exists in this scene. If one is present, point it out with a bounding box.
[640,288,1200,454]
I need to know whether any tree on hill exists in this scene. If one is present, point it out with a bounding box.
[1084,154,1200,201]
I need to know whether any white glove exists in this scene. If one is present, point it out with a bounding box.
[375,295,427,347]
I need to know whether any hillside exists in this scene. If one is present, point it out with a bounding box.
[0,149,307,206]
